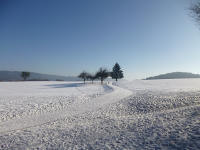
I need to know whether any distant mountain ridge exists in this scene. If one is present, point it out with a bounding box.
[146,72,200,80]
[0,71,80,81]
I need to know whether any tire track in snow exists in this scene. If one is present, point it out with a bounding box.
[0,84,132,135]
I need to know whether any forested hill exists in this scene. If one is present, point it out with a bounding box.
[0,71,80,81]
[146,72,200,80]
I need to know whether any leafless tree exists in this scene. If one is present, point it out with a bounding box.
[191,1,200,25]
[21,72,30,81]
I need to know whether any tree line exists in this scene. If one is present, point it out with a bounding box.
[19,62,124,83]
[78,62,124,84]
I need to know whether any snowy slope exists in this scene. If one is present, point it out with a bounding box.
[0,80,200,149]
[115,78,200,92]
[0,82,131,133]
[0,81,113,123]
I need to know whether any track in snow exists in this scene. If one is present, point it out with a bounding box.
[1,80,200,149]
[0,84,132,134]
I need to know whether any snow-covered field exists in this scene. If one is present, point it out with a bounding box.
[0,79,200,149]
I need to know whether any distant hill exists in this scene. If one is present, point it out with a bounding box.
[0,71,80,81]
[146,72,200,80]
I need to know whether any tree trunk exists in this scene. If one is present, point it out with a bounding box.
[116,78,118,82]
[101,79,103,84]
[84,79,85,84]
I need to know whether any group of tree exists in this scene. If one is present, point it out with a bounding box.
[20,63,124,83]
[78,63,124,84]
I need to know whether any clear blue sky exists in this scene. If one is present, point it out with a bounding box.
[1,0,200,79]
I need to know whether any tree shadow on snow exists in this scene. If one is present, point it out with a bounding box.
[45,83,85,88]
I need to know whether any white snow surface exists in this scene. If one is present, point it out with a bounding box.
[0,80,200,149]
[115,78,200,92]
[0,81,113,124]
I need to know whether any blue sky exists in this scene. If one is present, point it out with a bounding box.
[1,0,200,79]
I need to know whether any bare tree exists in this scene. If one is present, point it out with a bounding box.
[21,72,30,81]
[191,1,200,25]
[78,71,88,84]
[96,68,109,84]
[87,74,97,84]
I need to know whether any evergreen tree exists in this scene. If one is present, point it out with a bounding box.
[96,68,109,84]
[21,72,30,81]
[111,63,124,81]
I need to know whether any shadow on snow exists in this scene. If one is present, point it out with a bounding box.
[45,83,85,88]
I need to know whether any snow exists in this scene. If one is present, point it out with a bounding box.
[0,80,200,149]
[0,81,112,124]
[115,78,200,92]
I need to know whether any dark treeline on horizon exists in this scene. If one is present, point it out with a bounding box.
[78,63,124,84]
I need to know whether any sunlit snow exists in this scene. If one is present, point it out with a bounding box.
[0,79,200,149]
